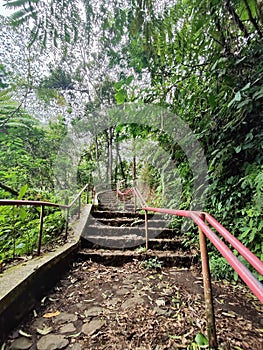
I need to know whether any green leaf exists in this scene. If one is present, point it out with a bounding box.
[237,99,250,109]
[114,81,123,91]
[235,145,242,153]
[125,75,134,85]
[114,90,127,105]
[18,184,28,200]
[241,82,251,91]
[234,91,242,102]
[208,94,216,108]
[195,332,208,346]
[252,87,263,100]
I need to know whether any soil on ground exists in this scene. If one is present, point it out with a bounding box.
[4,259,263,350]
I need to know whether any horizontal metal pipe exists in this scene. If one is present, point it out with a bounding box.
[0,184,90,211]
[143,206,196,218]
[205,213,263,276]
[0,199,68,209]
[136,200,263,303]
[117,188,134,196]
[191,213,263,303]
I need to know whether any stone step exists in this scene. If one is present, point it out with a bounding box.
[83,225,178,239]
[98,204,135,211]
[77,248,198,268]
[98,197,133,202]
[81,237,188,251]
[91,210,164,220]
[88,217,168,228]
[81,235,145,249]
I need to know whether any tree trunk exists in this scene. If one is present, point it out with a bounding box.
[95,134,102,182]
[109,127,113,186]
[116,138,126,184]
[132,138,137,186]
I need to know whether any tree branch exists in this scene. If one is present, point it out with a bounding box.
[0,183,19,196]
[243,0,263,38]
[225,0,250,38]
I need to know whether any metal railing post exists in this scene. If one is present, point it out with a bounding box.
[65,207,70,241]
[37,205,44,256]
[145,210,149,251]
[198,213,218,349]
[116,182,119,201]
[86,188,89,204]
[134,190,137,213]
[78,195,81,219]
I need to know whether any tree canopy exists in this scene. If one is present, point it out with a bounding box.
[0,0,262,278]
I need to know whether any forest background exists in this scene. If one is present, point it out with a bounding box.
[0,0,262,280]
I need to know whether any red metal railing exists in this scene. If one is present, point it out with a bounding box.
[144,206,263,302]
[0,184,90,256]
[117,186,263,349]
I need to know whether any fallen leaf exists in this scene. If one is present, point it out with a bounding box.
[168,335,181,339]
[68,332,81,338]
[18,330,32,338]
[33,309,38,317]
[88,267,97,272]
[43,311,61,318]
[37,326,53,335]
[41,296,47,305]
[156,299,166,307]
[222,311,236,318]
[48,297,58,302]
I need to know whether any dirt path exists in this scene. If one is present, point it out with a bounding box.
[4,259,263,350]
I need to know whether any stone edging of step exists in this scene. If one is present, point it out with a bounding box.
[0,204,92,342]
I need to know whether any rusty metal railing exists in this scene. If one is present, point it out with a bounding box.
[0,184,90,256]
[117,186,263,349]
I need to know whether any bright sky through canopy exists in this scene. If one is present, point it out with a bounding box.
[0,0,14,17]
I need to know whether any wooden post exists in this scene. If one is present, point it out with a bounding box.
[145,210,149,251]
[37,205,44,256]
[198,213,218,349]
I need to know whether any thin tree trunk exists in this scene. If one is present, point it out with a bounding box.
[132,138,137,186]
[109,127,113,186]
[116,137,126,184]
[256,0,263,24]
[105,130,109,185]
[95,134,102,182]
[225,0,249,38]
[243,0,263,38]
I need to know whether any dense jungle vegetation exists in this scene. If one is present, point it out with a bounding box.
[0,0,262,280]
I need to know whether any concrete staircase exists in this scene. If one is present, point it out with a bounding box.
[79,190,198,267]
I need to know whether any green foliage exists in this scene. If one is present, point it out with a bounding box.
[0,92,70,265]
[135,246,147,253]
[141,256,163,270]
[7,0,81,48]
[0,204,66,262]
[209,255,234,281]
[2,0,263,284]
